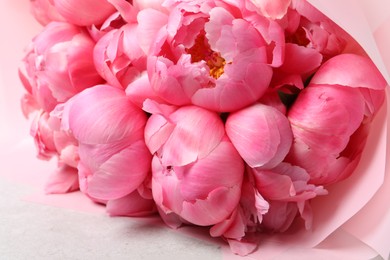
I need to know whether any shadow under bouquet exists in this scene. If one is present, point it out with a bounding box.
[19,0,389,257]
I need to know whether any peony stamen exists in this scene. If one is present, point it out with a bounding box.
[186,32,227,79]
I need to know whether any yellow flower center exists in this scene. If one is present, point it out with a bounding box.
[185,32,226,79]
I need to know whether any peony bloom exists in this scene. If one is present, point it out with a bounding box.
[144,101,244,226]
[30,110,79,194]
[19,22,103,112]
[62,85,152,206]
[283,0,350,59]
[140,1,285,112]
[151,137,244,226]
[226,103,293,169]
[287,54,387,185]
[30,110,78,164]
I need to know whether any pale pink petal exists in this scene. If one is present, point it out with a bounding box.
[311,54,387,90]
[248,0,291,20]
[288,84,365,153]
[53,0,116,26]
[107,0,138,23]
[66,35,104,91]
[178,139,244,201]
[227,237,259,256]
[226,103,292,169]
[45,164,79,194]
[30,0,66,25]
[152,140,244,226]
[181,186,241,226]
[137,8,168,54]
[261,201,297,232]
[161,106,225,166]
[84,140,151,200]
[210,209,245,238]
[106,190,156,217]
[67,85,147,144]
[144,114,175,154]
[125,72,165,108]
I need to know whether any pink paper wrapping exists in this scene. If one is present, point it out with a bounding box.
[0,1,389,259]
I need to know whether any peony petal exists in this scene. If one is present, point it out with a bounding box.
[226,103,293,169]
[311,53,387,90]
[106,190,156,217]
[125,72,165,108]
[248,0,291,20]
[67,85,147,144]
[279,43,323,74]
[181,186,241,226]
[288,84,366,153]
[85,140,151,200]
[53,0,116,26]
[179,139,244,201]
[161,106,225,166]
[45,164,79,194]
[137,8,168,54]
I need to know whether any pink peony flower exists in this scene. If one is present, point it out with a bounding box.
[29,109,79,193]
[30,110,78,164]
[151,137,244,226]
[106,175,156,217]
[140,1,284,112]
[62,85,152,204]
[144,101,244,226]
[287,54,387,185]
[19,22,103,112]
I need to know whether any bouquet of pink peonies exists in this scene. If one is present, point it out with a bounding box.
[19,0,389,257]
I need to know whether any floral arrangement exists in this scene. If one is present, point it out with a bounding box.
[20,0,387,256]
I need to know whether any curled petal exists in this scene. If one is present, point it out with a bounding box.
[279,43,322,74]
[106,190,156,217]
[145,105,225,166]
[53,0,116,26]
[81,140,151,200]
[226,103,292,169]
[248,0,291,20]
[67,85,147,144]
[45,164,79,194]
[152,140,244,226]
[311,54,387,90]
[288,84,365,153]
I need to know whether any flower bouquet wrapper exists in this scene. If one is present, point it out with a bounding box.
[247,1,390,259]
[2,0,390,259]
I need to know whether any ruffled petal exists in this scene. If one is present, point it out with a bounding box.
[67,85,147,144]
[226,103,292,169]
[311,53,387,90]
[84,140,151,200]
[53,0,116,26]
